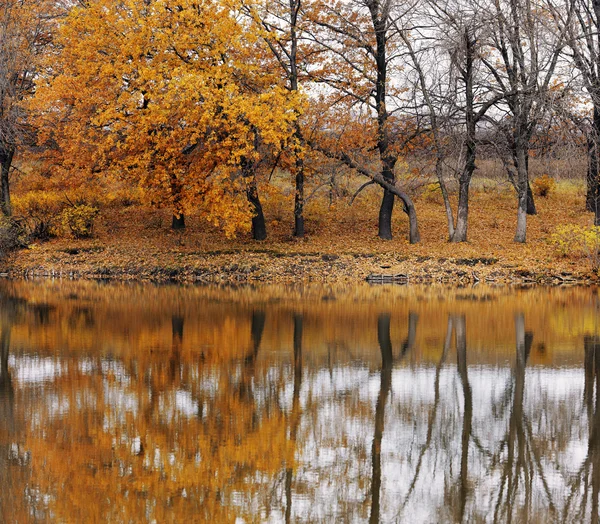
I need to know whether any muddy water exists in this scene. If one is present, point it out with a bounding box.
[0,280,598,522]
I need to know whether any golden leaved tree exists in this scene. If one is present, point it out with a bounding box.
[30,0,303,237]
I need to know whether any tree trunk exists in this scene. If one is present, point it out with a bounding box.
[378,186,395,240]
[171,213,185,230]
[588,117,600,225]
[451,28,477,243]
[526,182,537,215]
[524,152,536,214]
[247,176,267,241]
[436,159,455,239]
[453,179,470,242]
[293,160,305,238]
[0,148,13,217]
[514,147,528,243]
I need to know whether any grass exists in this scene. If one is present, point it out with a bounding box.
[3,167,599,283]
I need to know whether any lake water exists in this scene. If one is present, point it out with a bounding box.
[0,280,599,523]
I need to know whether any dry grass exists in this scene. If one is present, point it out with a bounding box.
[3,172,598,284]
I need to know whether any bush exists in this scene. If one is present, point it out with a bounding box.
[60,205,99,238]
[12,191,63,240]
[550,224,600,272]
[421,182,443,203]
[532,174,556,197]
[0,216,25,258]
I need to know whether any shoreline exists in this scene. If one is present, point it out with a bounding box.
[3,249,597,286]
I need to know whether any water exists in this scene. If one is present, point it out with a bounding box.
[0,280,598,523]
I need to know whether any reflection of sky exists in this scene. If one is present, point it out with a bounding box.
[5,356,594,522]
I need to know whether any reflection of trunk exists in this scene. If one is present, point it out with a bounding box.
[585,337,598,415]
[401,312,419,357]
[170,316,183,381]
[246,310,266,365]
[455,315,471,521]
[285,314,303,524]
[239,310,266,400]
[370,314,394,524]
[0,321,14,523]
[401,317,452,509]
[591,336,600,524]
[493,314,534,522]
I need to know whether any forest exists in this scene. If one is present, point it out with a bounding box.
[1,0,600,280]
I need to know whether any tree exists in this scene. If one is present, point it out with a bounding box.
[425,0,502,242]
[31,0,302,238]
[550,0,600,225]
[0,0,55,216]
[247,0,311,237]
[306,0,420,243]
[480,0,567,242]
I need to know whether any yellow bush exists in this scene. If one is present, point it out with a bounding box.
[60,205,99,238]
[550,224,600,272]
[421,182,443,203]
[532,174,556,197]
[12,191,64,239]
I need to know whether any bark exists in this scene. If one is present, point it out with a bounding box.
[171,214,185,230]
[453,178,471,242]
[451,28,477,243]
[589,107,600,225]
[246,176,267,241]
[587,136,599,214]
[289,1,305,238]
[514,147,529,243]
[526,181,537,215]
[312,143,420,243]
[378,171,395,240]
[0,147,13,217]
[293,158,305,238]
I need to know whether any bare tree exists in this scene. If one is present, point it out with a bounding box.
[426,0,502,242]
[549,0,600,225]
[480,0,568,242]
[306,0,420,243]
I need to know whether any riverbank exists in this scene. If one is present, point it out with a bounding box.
[1,183,598,285]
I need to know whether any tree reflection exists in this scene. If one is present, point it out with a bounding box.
[567,336,600,522]
[370,312,418,523]
[285,313,303,524]
[456,315,472,523]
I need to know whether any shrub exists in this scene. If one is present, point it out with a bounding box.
[532,174,556,197]
[12,191,63,240]
[60,205,99,238]
[550,224,600,272]
[421,182,443,203]
[0,216,25,258]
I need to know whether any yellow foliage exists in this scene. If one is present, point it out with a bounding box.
[12,191,64,239]
[549,224,600,272]
[60,205,99,238]
[29,0,304,238]
[532,174,556,197]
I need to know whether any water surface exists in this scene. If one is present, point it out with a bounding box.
[0,281,598,522]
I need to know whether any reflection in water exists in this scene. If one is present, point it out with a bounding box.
[0,281,599,522]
